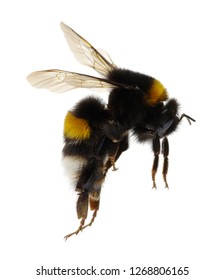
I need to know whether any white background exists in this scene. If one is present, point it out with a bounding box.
[1,0,224,279]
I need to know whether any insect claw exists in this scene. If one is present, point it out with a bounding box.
[64,229,81,241]
[112,164,118,171]
[64,217,86,240]
[152,174,157,189]
[64,210,98,240]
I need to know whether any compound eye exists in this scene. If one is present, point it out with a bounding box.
[161,108,168,114]
[157,119,174,137]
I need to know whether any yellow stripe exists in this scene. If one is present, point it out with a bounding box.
[146,79,168,105]
[64,112,91,140]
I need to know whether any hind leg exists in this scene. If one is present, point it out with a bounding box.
[64,159,104,239]
[64,191,89,240]
[81,197,100,231]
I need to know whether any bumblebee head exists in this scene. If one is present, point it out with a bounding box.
[153,98,195,137]
[103,120,127,142]
[155,98,180,137]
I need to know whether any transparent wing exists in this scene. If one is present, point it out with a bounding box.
[60,22,116,76]
[27,69,118,93]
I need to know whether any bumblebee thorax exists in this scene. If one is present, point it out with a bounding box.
[145,79,168,106]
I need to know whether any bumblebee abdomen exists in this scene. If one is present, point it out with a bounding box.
[63,96,109,158]
[63,96,108,141]
[64,111,91,140]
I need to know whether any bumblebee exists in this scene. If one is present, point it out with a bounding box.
[27,22,195,238]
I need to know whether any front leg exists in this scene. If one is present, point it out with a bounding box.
[162,137,169,189]
[133,127,158,188]
[151,133,160,189]
[133,127,171,189]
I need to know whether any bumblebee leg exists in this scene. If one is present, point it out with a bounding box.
[64,217,86,240]
[76,158,104,192]
[66,163,103,237]
[82,209,98,230]
[162,137,169,189]
[80,165,103,231]
[75,161,94,192]
[82,198,99,230]
[115,134,129,161]
[108,143,120,171]
[104,135,129,173]
[64,191,89,240]
[152,134,160,189]
[103,142,119,172]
